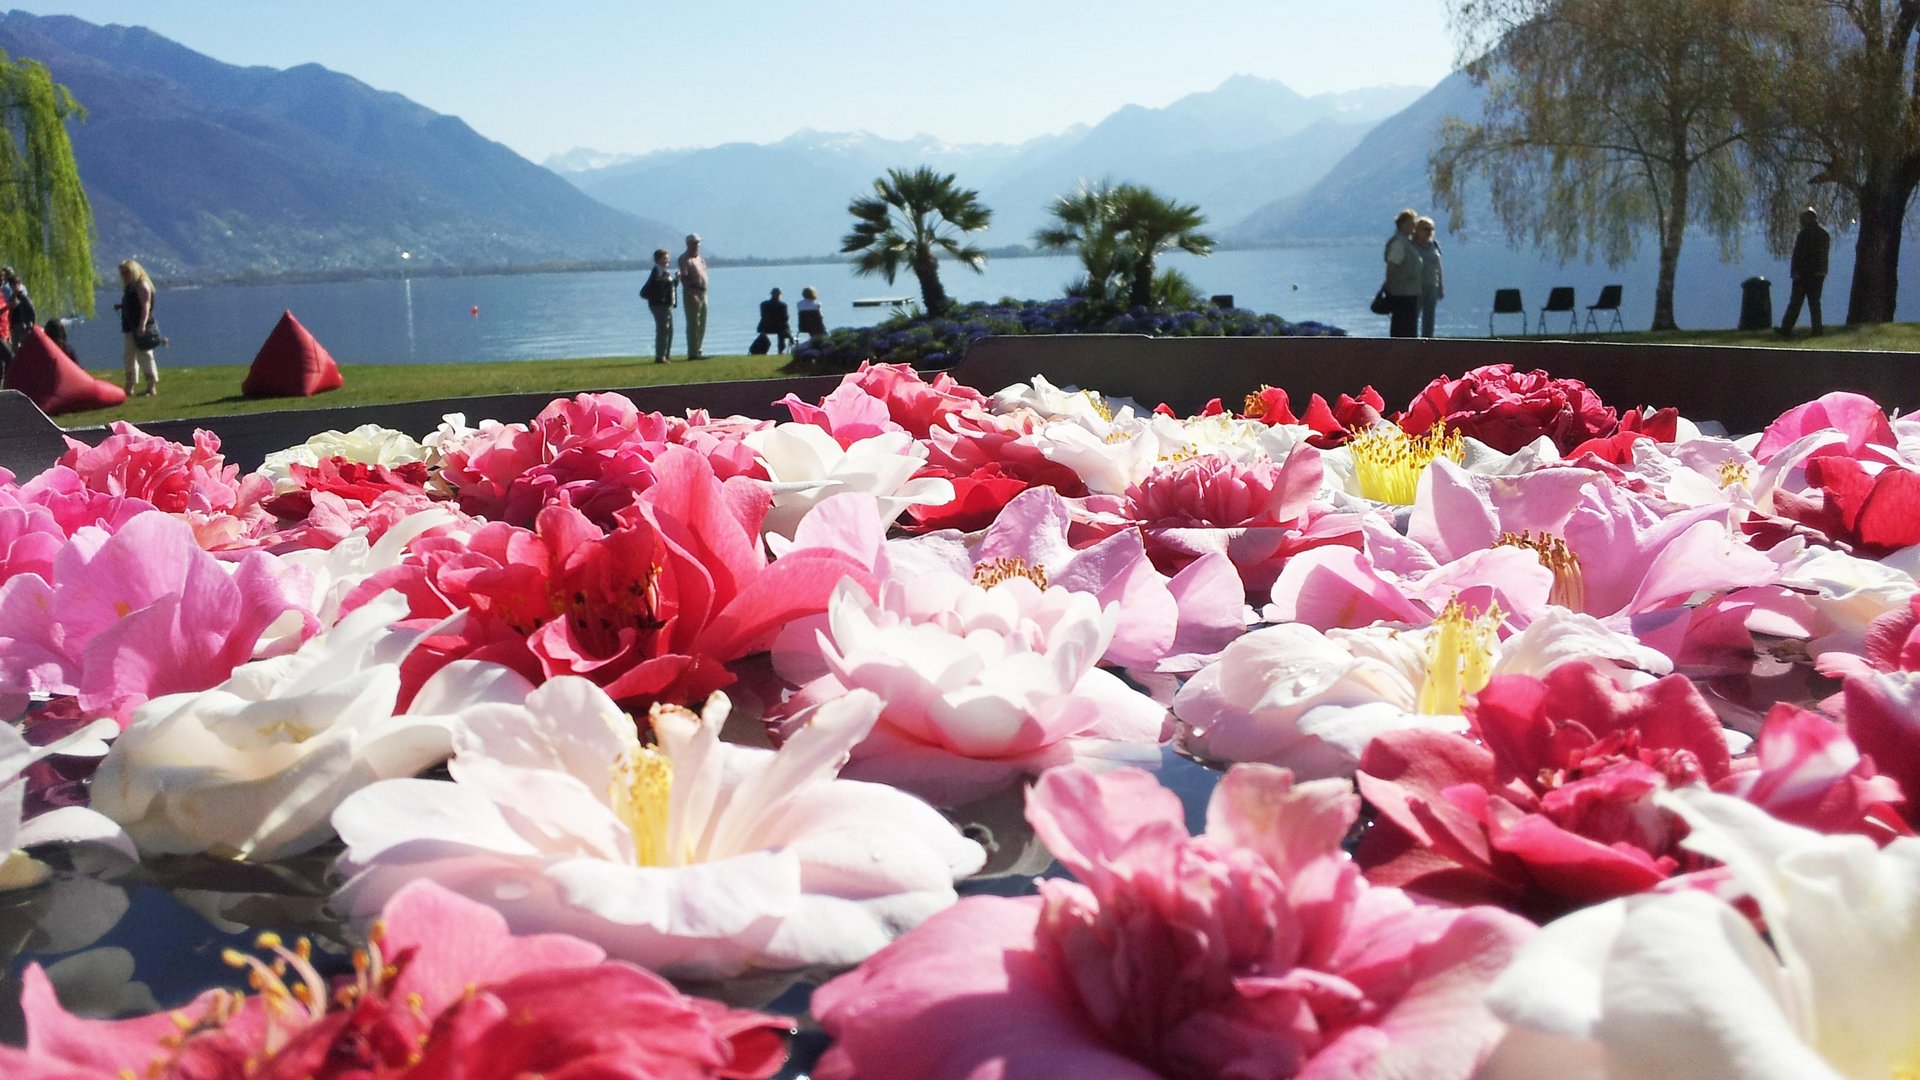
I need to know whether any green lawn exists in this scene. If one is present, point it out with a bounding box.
[1546,322,1920,351]
[57,354,796,426]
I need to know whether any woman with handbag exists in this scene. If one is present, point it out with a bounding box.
[117,259,160,396]
[1381,209,1424,339]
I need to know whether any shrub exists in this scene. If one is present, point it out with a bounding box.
[793,297,1345,369]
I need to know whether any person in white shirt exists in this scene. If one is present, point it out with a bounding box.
[677,234,710,359]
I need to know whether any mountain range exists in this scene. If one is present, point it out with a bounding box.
[0,10,679,279]
[552,77,1432,259]
[0,9,1490,278]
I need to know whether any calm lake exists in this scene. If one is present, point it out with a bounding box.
[55,238,1920,368]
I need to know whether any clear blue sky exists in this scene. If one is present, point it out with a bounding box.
[11,2,1456,161]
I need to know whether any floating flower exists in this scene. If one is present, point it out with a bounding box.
[776,568,1167,805]
[1177,605,1669,779]
[1478,788,1920,1080]
[1400,364,1621,454]
[1357,662,1734,920]
[334,683,984,979]
[256,423,430,493]
[1345,422,1465,504]
[89,591,535,862]
[812,763,1534,1080]
[0,715,126,891]
[0,878,789,1079]
[0,512,315,724]
[745,422,954,539]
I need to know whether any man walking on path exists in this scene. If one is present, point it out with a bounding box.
[678,234,710,359]
[1383,209,1424,339]
[1780,208,1831,338]
[640,248,678,363]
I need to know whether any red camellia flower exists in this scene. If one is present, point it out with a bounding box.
[356,445,870,710]
[902,462,1032,533]
[1356,662,1733,921]
[263,457,434,519]
[842,360,989,438]
[1773,456,1920,558]
[1400,364,1620,454]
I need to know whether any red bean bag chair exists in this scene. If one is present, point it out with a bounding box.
[2,324,126,415]
[242,310,344,397]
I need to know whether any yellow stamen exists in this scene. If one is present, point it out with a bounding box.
[1418,600,1504,715]
[1083,390,1114,423]
[1718,460,1753,489]
[611,744,674,867]
[1495,531,1587,611]
[1349,424,1465,505]
[1243,387,1272,419]
[972,557,1049,591]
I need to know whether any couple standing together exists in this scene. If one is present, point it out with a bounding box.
[641,234,710,363]
[1381,209,1445,339]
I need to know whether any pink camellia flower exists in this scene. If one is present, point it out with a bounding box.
[779,381,908,445]
[1713,702,1909,840]
[1400,363,1621,454]
[1751,389,1898,464]
[812,763,1534,1080]
[922,407,1093,498]
[0,511,314,724]
[435,393,765,528]
[359,445,867,710]
[0,878,789,1079]
[1356,662,1734,921]
[847,360,989,437]
[55,423,252,516]
[1122,443,1361,592]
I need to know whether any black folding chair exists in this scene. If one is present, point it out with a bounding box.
[1539,287,1578,334]
[1489,289,1528,337]
[1584,284,1625,332]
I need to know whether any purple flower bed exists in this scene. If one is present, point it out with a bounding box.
[795,297,1347,368]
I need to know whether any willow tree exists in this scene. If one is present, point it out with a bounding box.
[1744,3,1920,324]
[1433,0,1775,330]
[0,51,93,317]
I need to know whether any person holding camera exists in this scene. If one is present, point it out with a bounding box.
[639,248,678,364]
[116,259,160,396]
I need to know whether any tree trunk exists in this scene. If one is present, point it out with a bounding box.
[1129,257,1156,310]
[1650,160,1688,332]
[914,257,948,318]
[1846,179,1912,324]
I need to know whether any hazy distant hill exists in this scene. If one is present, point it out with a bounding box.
[1231,72,1488,244]
[556,77,1426,259]
[0,10,679,279]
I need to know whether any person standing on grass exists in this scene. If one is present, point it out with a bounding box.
[640,248,678,364]
[1383,209,1424,339]
[678,233,709,360]
[1780,208,1830,339]
[1413,216,1444,339]
[117,259,159,396]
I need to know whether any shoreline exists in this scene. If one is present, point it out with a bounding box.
[123,240,1371,292]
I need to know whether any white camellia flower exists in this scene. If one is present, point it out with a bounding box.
[1780,544,1917,658]
[1478,788,1920,1080]
[1175,606,1672,778]
[987,374,1126,422]
[0,718,127,891]
[256,424,429,494]
[745,423,953,539]
[89,592,533,862]
[255,509,460,652]
[331,682,986,980]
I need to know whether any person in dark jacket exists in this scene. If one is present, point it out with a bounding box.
[1780,208,1831,338]
[758,288,793,353]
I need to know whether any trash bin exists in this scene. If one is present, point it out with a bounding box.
[1210,294,1235,310]
[1739,277,1773,331]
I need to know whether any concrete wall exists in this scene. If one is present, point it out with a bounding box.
[5,334,1915,474]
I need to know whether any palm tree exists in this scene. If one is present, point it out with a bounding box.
[841,167,992,318]
[1033,180,1124,301]
[1110,184,1214,309]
